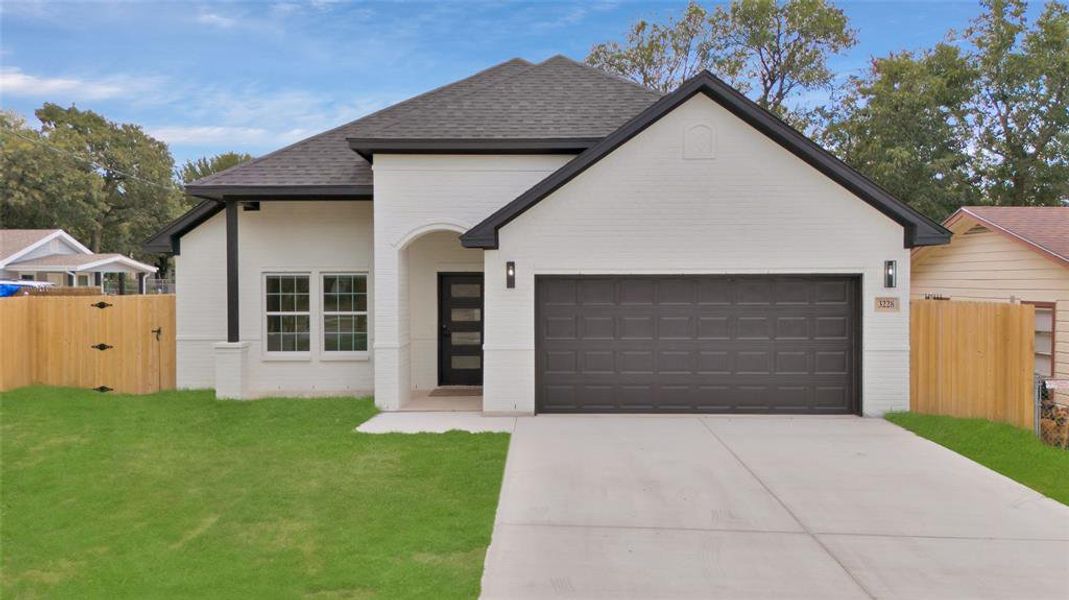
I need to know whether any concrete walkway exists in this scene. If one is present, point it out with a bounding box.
[481,415,1069,599]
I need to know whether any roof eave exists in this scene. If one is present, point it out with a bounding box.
[183,184,374,201]
[346,137,601,162]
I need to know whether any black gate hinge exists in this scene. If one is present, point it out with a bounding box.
[91,343,113,351]
[93,386,113,393]
[90,301,113,309]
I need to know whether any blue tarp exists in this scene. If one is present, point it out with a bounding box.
[0,284,22,298]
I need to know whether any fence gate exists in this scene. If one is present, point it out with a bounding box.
[0,295,175,394]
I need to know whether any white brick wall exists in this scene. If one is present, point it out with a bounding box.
[371,155,571,408]
[484,95,911,416]
[175,201,375,396]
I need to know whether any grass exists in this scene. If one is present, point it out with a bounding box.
[885,412,1069,506]
[1,387,510,599]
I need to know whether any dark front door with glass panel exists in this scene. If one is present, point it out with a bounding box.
[438,273,483,386]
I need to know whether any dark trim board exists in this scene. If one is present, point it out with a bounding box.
[461,70,951,250]
[347,137,600,163]
[225,201,240,343]
[532,273,859,414]
[184,184,374,201]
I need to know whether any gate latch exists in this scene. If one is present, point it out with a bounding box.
[152,327,162,341]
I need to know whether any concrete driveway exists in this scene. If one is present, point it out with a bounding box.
[481,415,1069,599]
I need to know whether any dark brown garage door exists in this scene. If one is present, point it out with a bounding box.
[536,275,859,414]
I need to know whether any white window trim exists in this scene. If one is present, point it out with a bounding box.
[262,272,313,361]
[320,272,370,361]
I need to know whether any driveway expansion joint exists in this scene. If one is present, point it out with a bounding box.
[697,417,879,600]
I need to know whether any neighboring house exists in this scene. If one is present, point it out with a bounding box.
[912,206,1069,384]
[0,229,157,290]
[146,56,949,415]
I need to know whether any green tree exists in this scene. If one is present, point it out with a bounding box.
[707,0,857,120]
[179,151,253,184]
[964,0,1069,206]
[587,0,858,121]
[820,45,981,219]
[586,1,711,93]
[0,104,184,258]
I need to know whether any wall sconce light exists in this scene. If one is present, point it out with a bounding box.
[506,261,516,289]
[884,260,897,288]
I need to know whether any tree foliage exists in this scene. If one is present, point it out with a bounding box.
[1,105,187,258]
[706,0,857,118]
[963,0,1069,206]
[179,151,253,184]
[820,45,980,219]
[587,0,857,121]
[587,2,711,93]
[824,0,1068,216]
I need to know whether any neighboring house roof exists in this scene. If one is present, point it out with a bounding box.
[0,229,92,268]
[186,56,658,195]
[5,252,157,273]
[938,206,1069,268]
[461,70,951,249]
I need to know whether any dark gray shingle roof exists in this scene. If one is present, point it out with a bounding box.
[188,56,661,190]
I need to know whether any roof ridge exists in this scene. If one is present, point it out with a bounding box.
[540,54,664,98]
[189,58,533,187]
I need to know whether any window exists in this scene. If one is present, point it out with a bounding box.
[323,274,368,352]
[266,275,310,352]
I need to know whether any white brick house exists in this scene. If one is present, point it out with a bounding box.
[146,56,949,416]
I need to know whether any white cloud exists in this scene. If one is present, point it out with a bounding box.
[0,67,161,101]
[196,12,238,29]
[0,65,400,158]
[146,125,312,146]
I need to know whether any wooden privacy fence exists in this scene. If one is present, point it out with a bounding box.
[911,299,1034,429]
[0,295,175,394]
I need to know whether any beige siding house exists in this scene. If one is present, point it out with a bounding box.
[912,207,1069,384]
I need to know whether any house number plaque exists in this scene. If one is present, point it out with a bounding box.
[874,297,900,312]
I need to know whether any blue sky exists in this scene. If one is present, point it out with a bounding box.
[0,1,1024,166]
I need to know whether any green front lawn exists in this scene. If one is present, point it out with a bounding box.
[1,387,510,599]
[886,412,1069,506]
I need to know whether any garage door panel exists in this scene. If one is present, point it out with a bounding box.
[536,275,858,414]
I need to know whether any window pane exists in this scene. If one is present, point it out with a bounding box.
[296,277,309,293]
[354,277,367,293]
[355,333,368,351]
[451,283,480,298]
[355,314,367,333]
[325,333,338,352]
[295,294,309,312]
[355,294,367,311]
[451,308,481,322]
[452,331,481,345]
[296,333,310,352]
[451,355,481,369]
[282,277,293,293]
[267,333,281,351]
[324,294,338,312]
[267,277,280,293]
[267,295,280,312]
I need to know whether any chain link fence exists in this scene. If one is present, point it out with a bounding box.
[1035,377,1069,449]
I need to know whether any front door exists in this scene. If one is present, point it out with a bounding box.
[438,273,484,386]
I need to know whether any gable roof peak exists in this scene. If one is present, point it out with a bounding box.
[461,67,950,249]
